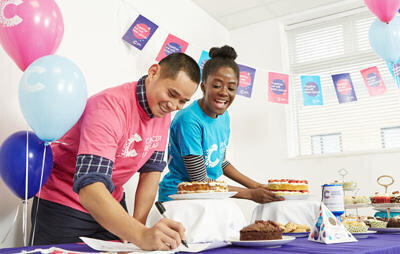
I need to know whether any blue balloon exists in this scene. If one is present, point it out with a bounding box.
[0,131,53,199]
[369,16,400,63]
[19,55,87,142]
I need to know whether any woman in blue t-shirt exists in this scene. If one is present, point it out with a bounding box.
[158,45,281,204]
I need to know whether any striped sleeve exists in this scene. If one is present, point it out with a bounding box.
[183,155,213,182]
[222,149,231,169]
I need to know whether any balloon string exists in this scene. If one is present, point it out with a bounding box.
[22,200,28,247]
[23,130,29,246]
[0,204,21,244]
[30,145,47,246]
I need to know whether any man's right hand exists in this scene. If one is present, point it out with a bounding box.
[138,218,186,251]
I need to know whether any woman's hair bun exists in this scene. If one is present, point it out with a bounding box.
[209,45,237,60]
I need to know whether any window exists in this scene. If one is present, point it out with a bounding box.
[381,127,400,149]
[311,133,343,154]
[287,11,400,157]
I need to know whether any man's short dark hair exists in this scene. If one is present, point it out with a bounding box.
[159,53,201,84]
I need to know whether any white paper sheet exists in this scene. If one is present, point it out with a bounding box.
[80,237,229,253]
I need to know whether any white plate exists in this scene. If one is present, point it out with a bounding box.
[351,231,376,239]
[168,191,237,200]
[345,203,371,209]
[279,194,309,200]
[372,203,400,209]
[230,236,295,248]
[374,208,400,213]
[283,232,309,238]
[369,227,400,233]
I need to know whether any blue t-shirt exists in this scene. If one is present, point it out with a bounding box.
[158,100,230,201]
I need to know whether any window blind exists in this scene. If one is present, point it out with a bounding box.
[287,11,400,156]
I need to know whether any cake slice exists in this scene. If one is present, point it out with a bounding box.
[240,220,283,240]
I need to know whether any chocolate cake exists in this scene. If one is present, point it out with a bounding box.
[240,220,283,240]
[387,216,400,228]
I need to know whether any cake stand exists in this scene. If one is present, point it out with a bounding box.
[373,175,395,218]
[339,169,370,216]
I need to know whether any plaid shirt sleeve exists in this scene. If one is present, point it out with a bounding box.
[138,151,166,173]
[73,154,115,194]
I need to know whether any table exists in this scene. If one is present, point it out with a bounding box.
[251,200,321,226]
[1,234,400,254]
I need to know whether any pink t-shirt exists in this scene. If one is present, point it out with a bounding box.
[40,81,170,213]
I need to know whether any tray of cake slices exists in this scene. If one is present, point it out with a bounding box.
[341,216,376,238]
[369,175,400,212]
[365,216,400,233]
[370,192,400,210]
[344,195,371,209]
[266,179,310,200]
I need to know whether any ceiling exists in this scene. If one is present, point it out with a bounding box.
[192,0,365,30]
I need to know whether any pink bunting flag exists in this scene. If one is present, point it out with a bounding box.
[268,72,289,104]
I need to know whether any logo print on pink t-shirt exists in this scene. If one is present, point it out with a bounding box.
[121,133,142,158]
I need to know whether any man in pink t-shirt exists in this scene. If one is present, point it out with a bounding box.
[30,53,200,251]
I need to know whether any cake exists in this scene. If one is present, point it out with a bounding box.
[240,220,283,240]
[387,216,400,228]
[177,181,228,194]
[366,218,388,228]
[344,196,354,205]
[345,195,371,205]
[343,221,368,233]
[390,191,400,203]
[353,195,371,204]
[277,222,310,233]
[342,181,357,190]
[370,193,391,203]
[267,179,309,195]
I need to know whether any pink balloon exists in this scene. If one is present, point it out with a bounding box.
[364,0,400,24]
[0,0,64,71]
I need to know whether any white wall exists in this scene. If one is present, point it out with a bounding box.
[0,0,229,248]
[227,18,400,221]
[3,0,400,249]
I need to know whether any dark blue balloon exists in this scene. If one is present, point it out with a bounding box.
[0,131,53,199]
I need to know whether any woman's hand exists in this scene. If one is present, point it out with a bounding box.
[137,218,186,251]
[250,188,283,204]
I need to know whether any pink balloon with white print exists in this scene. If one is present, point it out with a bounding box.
[0,0,63,71]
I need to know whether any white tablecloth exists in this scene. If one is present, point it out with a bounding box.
[146,199,246,243]
[250,200,321,226]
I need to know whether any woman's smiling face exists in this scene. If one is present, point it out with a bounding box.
[200,66,238,118]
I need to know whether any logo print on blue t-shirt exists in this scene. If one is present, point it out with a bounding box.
[205,144,219,168]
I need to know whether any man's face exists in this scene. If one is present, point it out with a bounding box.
[200,66,238,118]
[146,65,198,118]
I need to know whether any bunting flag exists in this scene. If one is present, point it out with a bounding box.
[387,60,400,88]
[122,15,158,50]
[237,64,256,98]
[300,75,323,106]
[119,12,399,106]
[155,34,189,61]
[332,73,357,103]
[360,66,386,96]
[197,50,210,77]
[268,72,289,104]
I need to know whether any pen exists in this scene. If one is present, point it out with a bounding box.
[155,201,189,248]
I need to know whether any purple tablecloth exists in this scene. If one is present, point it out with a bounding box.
[1,234,400,254]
